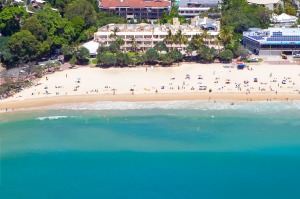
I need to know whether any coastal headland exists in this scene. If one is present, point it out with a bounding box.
[1,63,300,111]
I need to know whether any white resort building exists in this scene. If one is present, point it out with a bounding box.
[176,0,220,18]
[247,0,282,10]
[94,16,220,52]
[271,13,298,28]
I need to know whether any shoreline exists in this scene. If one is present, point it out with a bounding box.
[1,62,300,112]
[1,92,299,112]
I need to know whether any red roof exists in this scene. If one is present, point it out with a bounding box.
[100,0,170,8]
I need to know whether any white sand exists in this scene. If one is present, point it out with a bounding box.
[4,63,300,100]
[0,63,300,113]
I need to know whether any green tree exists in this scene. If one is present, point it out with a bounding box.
[169,49,184,62]
[158,4,180,24]
[38,38,53,59]
[65,0,97,27]
[36,5,75,48]
[61,44,74,61]
[0,6,27,36]
[75,46,90,64]
[70,55,77,67]
[97,12,127,27]
[0,36,14,67]
[219,26,234,47]
[201,30,211,46]
[130,37,139,52]
[47,0,73,15]
[186,43,196,56]
[175,29,188,50]
[109,42,121,54]
[69,16,86,40]
[285,3,297,16]
[136,54,147,65]
[214,36,222,54]
[97,45,109,54]
[145,48,159,64]
[115,37,125,47]
[190,34,203,50]
[163,30,174,50]
[8,30,39,62]
[219,49,233,61]
[22,16,48,41]
[277,4,284,15]
[116,52,132,66]
[97,53,117,66]
[154,41,169,53]
[221,0,270,34]
[236,44,250,59]
[109,27,120,40]
[82,26,97,41]
[160,53,174,65]
[86,0,99,13]
[197,46,217,63]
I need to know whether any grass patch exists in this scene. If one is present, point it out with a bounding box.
[91,59,98,64]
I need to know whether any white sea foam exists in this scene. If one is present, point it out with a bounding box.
[44,100,300,112]
[44,101,229,111]
[12,100,300,114]
[36,116,75,120]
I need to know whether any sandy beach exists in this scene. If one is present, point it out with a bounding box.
[1,62,300,111]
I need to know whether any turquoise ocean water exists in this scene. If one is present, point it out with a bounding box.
[0,101,300,199]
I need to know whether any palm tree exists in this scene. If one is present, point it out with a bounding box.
[163,30,174,50]
[115,37,125,51]
[130,37,139,52]
[191,34,203,50]
[214,36,222,54]
[175,29,188,51]
[201,29,211,46]
[219,26,234,47]
[109,27,120,41]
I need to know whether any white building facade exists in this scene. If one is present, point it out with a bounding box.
[94,17,220,52]
[247,0,281,10]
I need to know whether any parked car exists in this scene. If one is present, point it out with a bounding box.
[293,54,300,58]
[282,54,287,59]
[249,58,259,62]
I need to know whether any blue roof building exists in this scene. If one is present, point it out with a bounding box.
[242,28,300,56]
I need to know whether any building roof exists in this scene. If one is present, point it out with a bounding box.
[100,0,171,8]
[247,0,279,5]
[94,16,219,38]
[82,41,99,55]
[178,0,219,7]
[271,13,298,23]
[243,27,300,45]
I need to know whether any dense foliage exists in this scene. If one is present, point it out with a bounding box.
[0,0,126,68]
[1,0,300,69]
[221,0,271,34]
